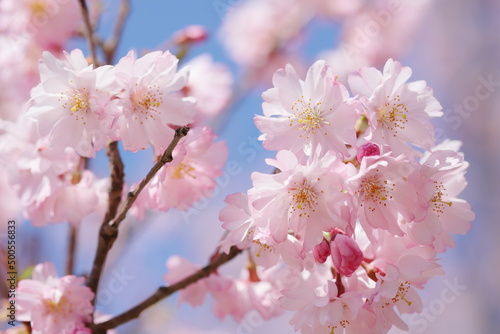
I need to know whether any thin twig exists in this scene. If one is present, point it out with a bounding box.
[103,0,130,64]
[65,223,78,276]
[93,246,242,332]
[78,0,98,65]
[85,128,189,303]
[109,126,190,228]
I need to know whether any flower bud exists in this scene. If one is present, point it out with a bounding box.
[356,142,380,163]
[173,25,208,45]
[330,234,363,276]
[313,239,331,263]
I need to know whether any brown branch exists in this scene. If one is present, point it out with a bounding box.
[109,126,189,228]
[86,141,125,302]
[22,321,32,333]
[85,128,189,303]
[93,246,242,332]
[78,0,98,65]
[103,141,126,224]
[65,223,78,275]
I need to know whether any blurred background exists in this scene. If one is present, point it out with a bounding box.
[1,0,499,333]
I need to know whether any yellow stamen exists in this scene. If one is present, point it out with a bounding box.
[31,0,46,15]
[431,181,452,217]
[130,84,164,122]
[289,180,320,218]
[357,176,394,212]
[171,162,196,180]
[377,95,409,138]
[289,96,330,138]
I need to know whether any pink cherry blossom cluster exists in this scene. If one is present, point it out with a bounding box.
[172,59,473,333]
[13,262,118,334]
[0,0,86,123]
[0,3,233,329]
[17,262,94,334]
[0,48,230,229]
[26,49,196,157]
[0,1,474,333]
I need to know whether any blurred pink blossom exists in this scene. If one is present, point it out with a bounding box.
[0,0,82,51]
[183,54,233,118]
[17,262,94,334]
[219,0,313,67]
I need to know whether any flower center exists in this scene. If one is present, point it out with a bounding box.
[44,295,72,316]
[130,85,163,122]
[382,281,412,308]
[358,176,394,211]
[253,240,273,257]
[377,95,408,137]
[289,96,330,138]
[171,162,196,180]
[31,0,46,15]
[70,92,89,112]
[431,181,452,216]
[328,320,350,334]
[61,89,90,123]
[289,180,320,217]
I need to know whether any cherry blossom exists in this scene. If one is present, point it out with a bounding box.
[25,170,103,226]
[219,194,312,269]
[313,0,364,18]
[0,119,109,226]
[0,37,40,122]
[0,0,476,330]
[164,255,286,322]
[113,50,196,155]
[255,60,360,159]
[0,0,82,51]
[346,154,413,237]
[348,59,442,156]
[248,150,354,251]
[26,49,119,157]
[182,54,233,118]
[281,266,366,334]
[172,25,208,46]
[403,142,474,249]
[17,262,94,334]
[218,0,313,67]
[164,256,211,307]
[133,126,227,214]
[219,192,256,253]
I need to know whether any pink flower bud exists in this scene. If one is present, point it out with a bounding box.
[330,234,363,276]
[173,25,208,45]
[313,239,331,263]
[356,142,380,163]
